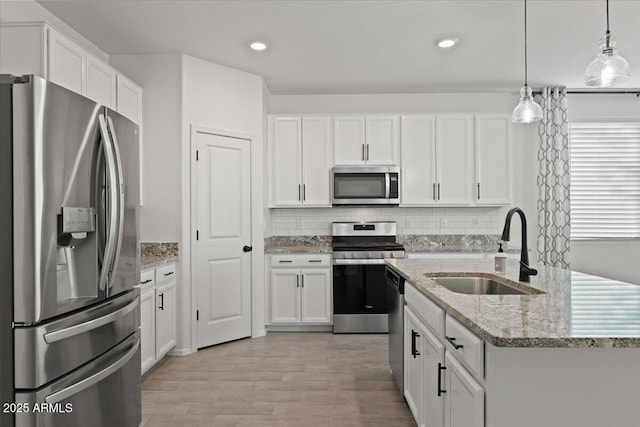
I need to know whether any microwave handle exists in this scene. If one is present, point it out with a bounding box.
[385,173,390,199]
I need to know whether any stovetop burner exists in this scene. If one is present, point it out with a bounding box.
[331,221,405,259]
[332,241,405,251]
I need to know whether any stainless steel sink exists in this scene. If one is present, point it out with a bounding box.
[428,276,533,295]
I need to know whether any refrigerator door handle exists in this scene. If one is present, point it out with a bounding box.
[44,337,140,404]
[98,114,119,292]
[43,297,138,343]
[106,116,125,296]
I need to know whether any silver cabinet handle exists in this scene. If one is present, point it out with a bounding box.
[106,116,125,295]
[44,297,138,343]
[45,337,140,404]
[97,115,118,292]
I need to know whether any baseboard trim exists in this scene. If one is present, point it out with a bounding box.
[266,324,333,332]
[252,329,267,338]
[168,347,195,356]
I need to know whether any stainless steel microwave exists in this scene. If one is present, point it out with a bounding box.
[332,166,400,206]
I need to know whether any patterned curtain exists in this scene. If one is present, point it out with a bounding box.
[535,87,571,268]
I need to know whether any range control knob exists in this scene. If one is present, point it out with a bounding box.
[389,252,395,259]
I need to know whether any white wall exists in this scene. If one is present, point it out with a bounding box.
[109,54,183,242]
[568,94,640,284]
[181,55,267,343]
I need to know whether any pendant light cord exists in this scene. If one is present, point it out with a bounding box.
[524,0,528,86]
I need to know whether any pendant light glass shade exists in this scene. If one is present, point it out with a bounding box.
[584,34,631,86]
[512,0,542,124]
[512,85,543,123]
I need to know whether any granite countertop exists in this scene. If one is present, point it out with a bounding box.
[386,258,640,348]
[265,236,332,254]
[140,242,179,268]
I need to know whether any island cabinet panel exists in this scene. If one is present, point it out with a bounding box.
[484,345,640,427]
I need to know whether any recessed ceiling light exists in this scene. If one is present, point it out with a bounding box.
[249,41,268,51]
[437,38,458,49]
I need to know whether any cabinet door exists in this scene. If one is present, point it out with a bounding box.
[155,281,176,359]
[48,28,86,95]
[404,307,424,424]
[270,117,303,206]
[116,74,142,124]
[366,115,399,165]
[444,352,484,427]
[300,269,332,324]
[86,54,116,109]
[475,115,512,205]
[301,117,331,206]
[0,24,47,77]
[334,116,366,165]
[401,115,437,206]
[436,115,474,205]
[270,269,301,323]
[140,288,156,374]
[422,321,446,427]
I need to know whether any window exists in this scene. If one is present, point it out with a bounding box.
[569,122,640,239]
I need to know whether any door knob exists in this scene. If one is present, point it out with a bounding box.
[243,245,253,253]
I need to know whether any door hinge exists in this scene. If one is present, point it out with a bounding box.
[196,310,199,321]
[196,230,199,240]
[196,150,199,161]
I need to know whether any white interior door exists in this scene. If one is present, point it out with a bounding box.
[195,131,252,348]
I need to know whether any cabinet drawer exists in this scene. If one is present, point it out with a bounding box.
[156,263,176,284]
[138,269,155,291]
[445,314,484,378]
[270,254,330,268]
[405,282,444,338]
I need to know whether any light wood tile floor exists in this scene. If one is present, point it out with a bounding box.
[141,332,416,426]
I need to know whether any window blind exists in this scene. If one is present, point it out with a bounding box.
[569,122,640,240]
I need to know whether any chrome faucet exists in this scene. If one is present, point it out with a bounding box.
[501,207,538,282]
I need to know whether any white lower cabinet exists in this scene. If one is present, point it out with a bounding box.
[444,352,484,427]
[138,262,177,374]
[140,287,156,374]
[405,284,485,427]
[268,254,332,325]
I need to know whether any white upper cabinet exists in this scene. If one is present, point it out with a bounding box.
[301,117,332,206]
[333,116,366,165]
[401,115,437,205]
[270,117,302,206]
[436,115,474,205]
[401,114,474,206]
[366,115,399,165]
[269,115,331,207]
[475,115,512,205]
[48,28,86,95]
[86,53,116,109]
[334,115,399,166]
[116,74,143,124]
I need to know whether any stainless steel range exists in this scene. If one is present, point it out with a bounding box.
[332,222,405,333]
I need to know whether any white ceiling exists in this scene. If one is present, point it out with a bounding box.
[35,0,640,94]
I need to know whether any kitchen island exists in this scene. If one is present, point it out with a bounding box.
[386,258,640,427]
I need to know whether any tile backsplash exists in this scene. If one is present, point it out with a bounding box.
[270,207,506,236]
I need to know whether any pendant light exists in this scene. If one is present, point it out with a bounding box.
[512,0,542,124]
[584,0,631,87]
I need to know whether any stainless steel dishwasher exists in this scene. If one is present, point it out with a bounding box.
[386,267,405,392]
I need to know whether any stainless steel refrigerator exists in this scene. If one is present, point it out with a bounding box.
[0,75,141,427]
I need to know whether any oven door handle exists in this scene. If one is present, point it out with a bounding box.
[333,259,388,265]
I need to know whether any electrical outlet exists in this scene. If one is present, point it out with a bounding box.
[472,217,479,227]
[440,217,448,228]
